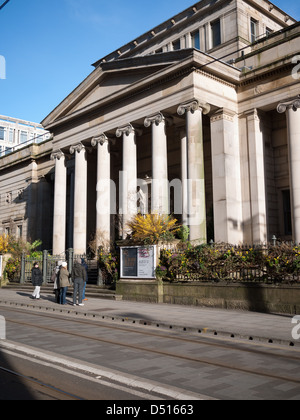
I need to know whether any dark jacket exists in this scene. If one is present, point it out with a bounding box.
[31,267,43,287]
[71,262,87,282]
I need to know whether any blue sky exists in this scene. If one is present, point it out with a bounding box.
[0,0,299,124]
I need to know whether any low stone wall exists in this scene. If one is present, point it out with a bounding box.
[116,280,300,315]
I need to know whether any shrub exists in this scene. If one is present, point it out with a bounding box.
[127,214,180,245]
[0,234,9,254]
[98,247,119,283]
[4,257,21,282]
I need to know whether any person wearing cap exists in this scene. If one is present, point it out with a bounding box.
[59,262,70,305]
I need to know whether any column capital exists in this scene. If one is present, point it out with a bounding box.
[210,108,236,123]
[50,150,65,161]
[177,100,210,116]
[144,112,165,128]
[116,124,135,138]
[70,142,85,154]
[91,133,109,147]
[242,108,262,119]
[277,95,300,113]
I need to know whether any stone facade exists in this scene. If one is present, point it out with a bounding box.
[0,0,299,253]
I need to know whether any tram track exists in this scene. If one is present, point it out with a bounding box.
[0,364,83,400]
[2,306,300,387]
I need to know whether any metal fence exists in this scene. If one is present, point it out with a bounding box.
[19,250,98,285]
[158,242,300,284]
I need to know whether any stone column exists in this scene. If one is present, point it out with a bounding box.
[245,109,268,244]
[177,100,210,243]
[50,150,67,255]
[144,112,169,214]
[278,96,300,243]
[116,124,137,239]
[70,143,87,254]
[210,109,243,244]
[91,134,111,245]
[180,129,188,226]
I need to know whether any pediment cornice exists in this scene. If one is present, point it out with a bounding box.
[42,50,240,131]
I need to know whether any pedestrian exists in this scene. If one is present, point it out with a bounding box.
[81,258,88,301]
[59,262,70,305]
[52,260,62,303]
[71,258,87,306]
[31,262,43,300]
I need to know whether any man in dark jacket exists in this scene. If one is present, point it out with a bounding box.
[71,258,87,306]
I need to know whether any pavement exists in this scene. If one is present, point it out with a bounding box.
[0,287,299,347]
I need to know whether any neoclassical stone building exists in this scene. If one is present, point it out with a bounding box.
[0,0,299,255]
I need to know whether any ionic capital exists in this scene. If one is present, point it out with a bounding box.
[50,150,65,161]
[70,142,85,155]
[116,124,135,138]
[277,95,300,113]
[177,100,210,116]
[144,112,165,128]
[91,133,109,147]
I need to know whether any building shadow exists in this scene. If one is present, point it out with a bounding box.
[0,349,35,400]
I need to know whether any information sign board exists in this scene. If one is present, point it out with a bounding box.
[120,246,156,279]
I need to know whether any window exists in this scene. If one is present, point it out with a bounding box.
[191,30,200,50]
[282,190,292,236]
[211,19,221,48]
[250,18,258,43]
[8,129,14,143]
[0,126,5,141]
[20,131,28,144]
[17,225,23,239]
[266,27,273,37]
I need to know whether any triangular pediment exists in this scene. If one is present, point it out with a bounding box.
[41,50,194,130]
[70,64,166,114]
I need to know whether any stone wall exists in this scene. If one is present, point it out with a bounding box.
[116,280,300,315]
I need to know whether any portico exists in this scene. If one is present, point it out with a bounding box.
[50,93,274,256]
[50,97,215,254]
